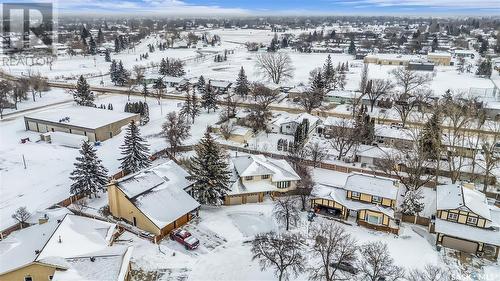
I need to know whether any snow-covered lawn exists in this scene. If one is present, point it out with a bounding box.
[116,200,498,281]
[0,92,220,229]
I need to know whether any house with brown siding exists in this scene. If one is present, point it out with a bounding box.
[108,160,200,242]
[226,154,301,205]
[0,214,132,281]
[433,184,500,259]
[311,173,400,234]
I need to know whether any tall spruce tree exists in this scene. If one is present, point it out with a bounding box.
[159,58,168,75]
[88,36,97,55]
[348,39,356,55]
[187,129,231,205]
[104,50,111,62]
[323,55,335,90]
[74,75,95,106]
[119,121,151,174]
[201,82,217,113]
[115,60,128,86]
[197,75,206,94]
[70,141,108,198]
[110,60,117,84]
[419,112,442,160]
[190,91,201,123]
[180,92,192,121]
[97,28,104,44]
[235,66,250,98]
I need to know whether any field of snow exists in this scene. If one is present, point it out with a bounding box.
[0,91,220,229]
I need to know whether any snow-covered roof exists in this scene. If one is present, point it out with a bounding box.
[231,126,252,136]
[427,52,451,58]
[228,178,278,195]
[115,160,200,229]
[52,246,133,281]
[232,154,300,182]
[0,214,117,275]
[25,106,138,130]
[270,112,320,127]
[326,90,362,99]
[436,184,492,221]
[313,184,395,218]
[375,125,413,141]
[162,75,188,84]
[323,116,356,128]
[356,145,396,159]
[344,173,399,200]
[209,79,232,88]
[435,218,500,246]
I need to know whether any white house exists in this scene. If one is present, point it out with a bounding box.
[268,112,320,136]
[226,154,301,205]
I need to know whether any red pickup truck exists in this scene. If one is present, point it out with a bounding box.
[170,229,200,250]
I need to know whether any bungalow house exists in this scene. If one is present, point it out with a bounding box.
[311,173,400,234]
[287,84,309,100]
[374,124,414,148]
[0,214,133,281]
[363,54,424,66]
[107,160,200,242]
[208,79,232,94]
[162,76,190,91]
[226,154,301,205]
[325,90,369,105]
[355,145,396,168]
[321,116,355,138]
[268,112,320,136]
[433,184,500,259]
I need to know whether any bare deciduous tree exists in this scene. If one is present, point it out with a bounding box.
[255,52,294,84]
[295,165,314,211]
[219,121,235,140]
[367,79,393,112]
[11,206,31,228]
[247,83,280,132]
[305,141,328,168]
[273,196,300,231]
[407,264,456,281]
[309,222,358,281]
[162,112,191,157]
[356,241,404,281]
[328,118,358,160]
[251,232,305,281]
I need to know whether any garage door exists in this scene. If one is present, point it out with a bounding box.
[228,196,243,205]
[442,236,477,253]
[176,214,189,227]
[246,194,259,204]
[27,121,38,131]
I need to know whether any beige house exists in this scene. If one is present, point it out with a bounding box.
[226,155,301,205]
[24,106,139,142]
[311,173,400,234]
[433,184,500,259]
[108,160,200,242]
[427,52,452,66]
[0,214,132,281]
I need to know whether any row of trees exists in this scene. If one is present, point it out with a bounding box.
[0,75,48,119]
[252,221,455,281]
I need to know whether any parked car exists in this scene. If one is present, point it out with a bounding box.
[330,261,357,274]
[170,229,200,250]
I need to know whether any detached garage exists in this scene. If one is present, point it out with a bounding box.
[24,106,139,142]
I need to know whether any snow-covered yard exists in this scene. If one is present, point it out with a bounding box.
[116,201,499,281]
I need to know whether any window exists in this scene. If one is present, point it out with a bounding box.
[261,174,270,180]
[244,176,253,181]
[467,216,478,225]
[351,191,360,198]
[24,277,33,281]
[372,196,382,203]
[277,181,290,189]
[367,214,381,225]
[447,212,458,221]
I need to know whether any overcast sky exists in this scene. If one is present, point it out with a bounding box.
[4,0,500,16]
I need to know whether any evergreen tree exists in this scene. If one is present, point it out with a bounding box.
[80,26,90,40]
[88,36,97,55]
[322,55,335,90]
[235,66,250,98]
[419,112,442,160]
[201,82,217,113]
[401,189,425,216]
[187,129,231,205]
[70,141,108,198]
[73,75,95,106]
[197,75,206,94]
[180,92,192,120]
[190,92,201,123]
[97,28,104,44]
[115,60,128,86]
[159,58,168,75]
[119,121,151,174]
[348,39,356,55]
[310,71,324,93]
[141,82,149,102]
[114,37,120,53]
[110,60,117,84]
[104,50,111,62]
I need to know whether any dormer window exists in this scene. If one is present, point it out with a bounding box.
[351,191,360,198]
[372,196,382,203]
[261,174,270,179]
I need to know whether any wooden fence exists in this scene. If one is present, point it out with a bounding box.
[401,214,431,227]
